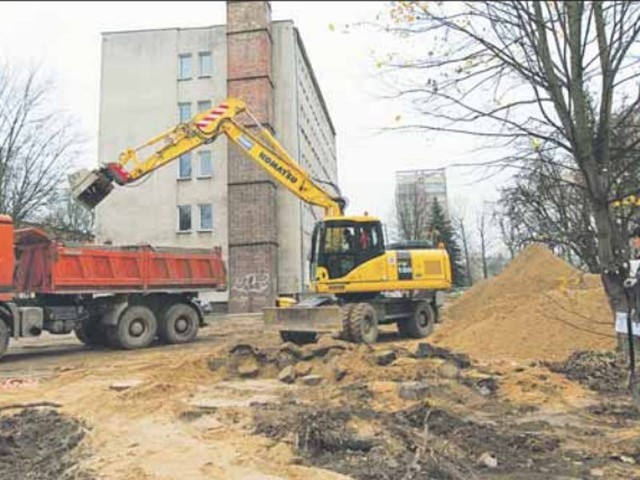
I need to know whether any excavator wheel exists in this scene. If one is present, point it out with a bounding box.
[347,302,379,344]
[338,303,356,341]
[397,301,435,339]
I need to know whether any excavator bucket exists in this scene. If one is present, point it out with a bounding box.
[68,168,114,210]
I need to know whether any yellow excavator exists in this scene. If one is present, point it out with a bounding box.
[69,98,452,344]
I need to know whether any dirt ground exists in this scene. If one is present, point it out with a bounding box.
[0,312,639,480]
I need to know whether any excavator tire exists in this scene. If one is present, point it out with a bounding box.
[339,303,356,341]
[347,302,378,344]
[398,301,435,339]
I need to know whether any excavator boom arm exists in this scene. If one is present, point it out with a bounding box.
[71,98,344,217]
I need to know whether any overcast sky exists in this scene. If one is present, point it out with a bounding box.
[0,1,508,248]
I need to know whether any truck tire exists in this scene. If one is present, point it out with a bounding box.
[159,303,199,344]
[347,303,378,344]
[0,320,9,358]
[115,306,157,350]
[398,301,435,339]
[279,331,318,345]
[74,317,108,347]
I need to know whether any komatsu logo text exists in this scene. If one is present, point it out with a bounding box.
[259,152,298,184]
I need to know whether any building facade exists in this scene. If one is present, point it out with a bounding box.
[95,1,337,312]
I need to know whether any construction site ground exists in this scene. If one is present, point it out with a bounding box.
[0,313,638,480]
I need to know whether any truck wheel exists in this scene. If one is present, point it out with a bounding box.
[398,302,435,339]
[348,303,378,344]
[115,306,157,350]
[279,331,318,345]
[159,303,199,344]
[0,320,9,358]
[74,317,108,347]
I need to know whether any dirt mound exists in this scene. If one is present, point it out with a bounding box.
[0,408,93,479]
[548,350,627,393]
[433,244,616,362]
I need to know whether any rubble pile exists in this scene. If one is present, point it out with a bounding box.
[0,408,93,480]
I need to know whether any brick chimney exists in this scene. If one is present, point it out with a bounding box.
[226,0,278,312]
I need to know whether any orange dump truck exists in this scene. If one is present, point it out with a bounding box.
[0,215,227,358]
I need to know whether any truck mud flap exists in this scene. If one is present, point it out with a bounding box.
[262,306,342,333]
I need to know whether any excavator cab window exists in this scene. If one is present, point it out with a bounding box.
[311,220,385,280]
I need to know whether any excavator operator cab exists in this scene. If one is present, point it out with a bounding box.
[310,218,385,281]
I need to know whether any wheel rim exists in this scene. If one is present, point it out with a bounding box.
[129,319,146,337]
[175,316,189,334]
[418,312,428,328]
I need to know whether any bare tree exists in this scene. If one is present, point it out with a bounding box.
[0,64,81,224]
[494,211,520,261]
[394,180,431,241]
[495,153,602,272]
[450,198,474,285]
[476,206,490,280]
[377,1,640,312]
[41,188,94,237]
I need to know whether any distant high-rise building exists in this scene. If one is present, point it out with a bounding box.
[394,169,449,240]
[396,168,448,216]
[95,1,337,313]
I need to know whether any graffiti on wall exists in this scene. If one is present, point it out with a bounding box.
[231,273,271,296]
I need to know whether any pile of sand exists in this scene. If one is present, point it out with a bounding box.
[432,244,616,362]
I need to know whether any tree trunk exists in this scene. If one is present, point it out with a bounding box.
[592,201,629,354]
[460,222,473,286]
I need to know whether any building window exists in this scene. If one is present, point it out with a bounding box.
[199,204,213,231]
[178,102,192,123]
[198,151,213,178]
[177,205,192,232]
[178,153,192,179]
[197,100,212,113]
[178,54,192,80]
[199,52,212,77]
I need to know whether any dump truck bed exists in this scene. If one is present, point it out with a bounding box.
[13,228,227,294]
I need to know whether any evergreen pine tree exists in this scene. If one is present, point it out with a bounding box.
[428,199,466,287]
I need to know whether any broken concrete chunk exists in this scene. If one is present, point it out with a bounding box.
[438,361,460,379]
[294,363,313,377]
[415,343,472,369]
[237,362,260,378]
[475,377,498,396]
[479,452,498,468]
[375,350,397,366]
[229,343,258,357]
[310,336,350,357]
[278,366,296,384]
[398,381,429,401]
[109,380,143,391]
[300,375,323,386]
[279,342,304,359]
